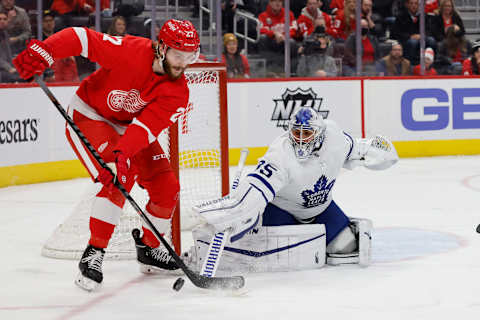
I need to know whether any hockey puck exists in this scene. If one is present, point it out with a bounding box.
[173,278,185,291]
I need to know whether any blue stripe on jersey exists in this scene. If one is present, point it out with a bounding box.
[230,215,260,242]
[199,233,325,257]
[343,131,354,160]
[250,183,269,204]
[199,186,252,214]
[247,173,276,197]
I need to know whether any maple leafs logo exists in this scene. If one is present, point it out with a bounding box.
[301,175,336,208]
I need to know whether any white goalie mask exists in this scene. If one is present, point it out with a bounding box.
[288,107,326,160]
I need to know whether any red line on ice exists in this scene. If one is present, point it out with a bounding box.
[54,274,148,320]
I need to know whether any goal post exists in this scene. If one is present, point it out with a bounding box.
[170,63,230,254]
[41,63,230,260]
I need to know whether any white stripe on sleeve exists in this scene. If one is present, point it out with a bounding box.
[73,27,89,58]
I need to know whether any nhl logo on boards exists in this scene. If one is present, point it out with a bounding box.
[271,88,329,130]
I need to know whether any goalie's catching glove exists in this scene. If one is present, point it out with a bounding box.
[344,135,399,171]
[13,39,54,80]
[97,151,130,191]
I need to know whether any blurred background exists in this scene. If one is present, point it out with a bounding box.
[2,0,480,82]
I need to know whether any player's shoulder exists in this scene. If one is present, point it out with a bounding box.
[268,132,290,151]
[324,119,342,135]
[120,34,152,51]
[263,132,294,165]
[324,119,349,148]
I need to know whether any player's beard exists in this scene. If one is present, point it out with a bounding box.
[163,58,185,80]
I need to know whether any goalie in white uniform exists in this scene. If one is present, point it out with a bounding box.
[187,107,398,274]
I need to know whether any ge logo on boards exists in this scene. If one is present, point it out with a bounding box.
[401,88,480,130]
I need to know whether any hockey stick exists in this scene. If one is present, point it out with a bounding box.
[199,148,249,277]
[34,75,245,290]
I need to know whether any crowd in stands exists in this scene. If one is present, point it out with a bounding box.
[226,0,480,78]
[1,0,480,83]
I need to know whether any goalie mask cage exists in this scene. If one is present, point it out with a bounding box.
[41,63,229,260]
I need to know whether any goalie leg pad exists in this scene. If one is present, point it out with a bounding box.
[326,217,372,267]
[188,223,326,275]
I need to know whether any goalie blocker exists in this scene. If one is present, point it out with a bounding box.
[185,218,372,275]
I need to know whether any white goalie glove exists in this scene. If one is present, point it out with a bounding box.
[345,135,399,170]
[193,181,268,242]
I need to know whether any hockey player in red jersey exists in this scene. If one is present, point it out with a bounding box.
[13,19,200,291]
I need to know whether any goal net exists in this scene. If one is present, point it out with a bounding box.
[41,63,229,260]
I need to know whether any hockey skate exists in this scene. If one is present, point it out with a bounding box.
[75,244,105,292]
[132,228,179,274]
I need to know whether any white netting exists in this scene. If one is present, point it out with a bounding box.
[41,66,226,260]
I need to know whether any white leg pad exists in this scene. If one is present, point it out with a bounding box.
[188,224,326,275]
[326,217,372,267]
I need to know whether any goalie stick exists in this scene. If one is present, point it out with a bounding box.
[34,75,245,291]
[199,148,249,278]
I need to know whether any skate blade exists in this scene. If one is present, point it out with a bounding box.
[138,263,182,276]
[75,272,101,292]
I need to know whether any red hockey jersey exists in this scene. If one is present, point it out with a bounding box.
[44,27,189,157]
[258,5,297,39]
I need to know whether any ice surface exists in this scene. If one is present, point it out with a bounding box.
[1,156,479,320]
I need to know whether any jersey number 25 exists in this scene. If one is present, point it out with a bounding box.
[256,160,277,178]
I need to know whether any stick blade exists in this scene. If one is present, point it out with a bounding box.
[184,267,245,290]
[200,275,245,290]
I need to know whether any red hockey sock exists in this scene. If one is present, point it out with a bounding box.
[89,217,115,249]
[141,226,161,248]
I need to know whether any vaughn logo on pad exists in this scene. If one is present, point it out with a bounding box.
[271,88,329,130]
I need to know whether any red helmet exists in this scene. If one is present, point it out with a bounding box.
[158,19,200,52]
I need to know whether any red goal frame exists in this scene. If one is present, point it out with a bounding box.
[169,63,230,253]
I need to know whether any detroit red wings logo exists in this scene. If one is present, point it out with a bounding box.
[107,89,147,113]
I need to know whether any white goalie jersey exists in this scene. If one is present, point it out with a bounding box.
[195,119,398,240]
[247,120,361,221]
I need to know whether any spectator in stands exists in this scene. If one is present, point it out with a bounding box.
[221,33,250,78]
[376,41,412,75]
[430,0,465,43]
[413,47,437,75]
[297,0,338,40]
[222,1,237,33]
[107,16,127,36]
[39,10,56,39]
[425,0,439,14]
[332,0,356,41]
[40,10,79,83]
[297,26,337,77]
[258,0,298,73]
[221,0,261,33]
[435,24,470,74]
[391,0,436,65]
[342,18,381,76]
[258,0,298,45]
[0,0,31,56]
[462,40,480,76]
[329,0,344,15]
[361,0,383,37]
[50,0,109,15]
[0,10,21,82]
